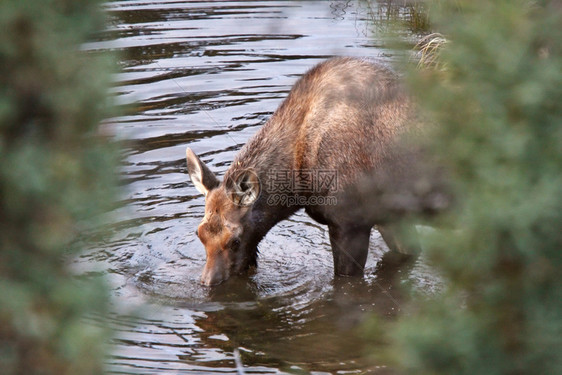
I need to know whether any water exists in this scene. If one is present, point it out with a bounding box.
[78,1,442,374]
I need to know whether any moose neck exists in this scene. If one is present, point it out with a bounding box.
[224,95,311,235]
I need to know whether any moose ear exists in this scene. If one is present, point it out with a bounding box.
[185,148,219,196]
[228,169,261,206]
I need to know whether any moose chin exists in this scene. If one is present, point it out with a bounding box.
[186,57,450,286]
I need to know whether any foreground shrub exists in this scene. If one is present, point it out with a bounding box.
[383,1,561,374]
[0,0,116,373]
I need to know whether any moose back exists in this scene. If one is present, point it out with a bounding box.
[186,57,448,286]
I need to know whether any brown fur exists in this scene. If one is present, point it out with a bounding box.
[227,58,411,190]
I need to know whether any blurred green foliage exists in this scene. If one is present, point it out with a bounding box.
[0,0,117,374]
[360,0,433,35]
[376,0,562,374]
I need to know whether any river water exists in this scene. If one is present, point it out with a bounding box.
[78,1,442,374]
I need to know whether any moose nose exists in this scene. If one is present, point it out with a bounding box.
[200,256,229,286]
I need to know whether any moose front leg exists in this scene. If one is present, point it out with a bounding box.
[328,223,371,277]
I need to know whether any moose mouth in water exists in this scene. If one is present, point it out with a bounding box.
[186,57,450,286]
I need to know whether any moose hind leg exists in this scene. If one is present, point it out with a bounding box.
[378,223,422,256]
[328,224,371,277]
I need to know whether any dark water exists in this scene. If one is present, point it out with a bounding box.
[78,1,442,374]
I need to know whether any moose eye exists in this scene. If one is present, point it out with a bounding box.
[229,238,241,250]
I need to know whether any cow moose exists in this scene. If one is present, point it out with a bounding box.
[186,57,449,286]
